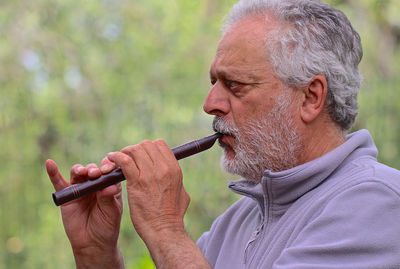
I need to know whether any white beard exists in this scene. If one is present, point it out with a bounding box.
[213,90,301,181]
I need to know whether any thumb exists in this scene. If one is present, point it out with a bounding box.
[95,184,123,217]
[46,159,69,191]
[96,183,123,204]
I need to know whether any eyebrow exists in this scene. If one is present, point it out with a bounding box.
[209,67,260,82]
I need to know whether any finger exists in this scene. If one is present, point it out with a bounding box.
[139,140,165,164]
[153,139,177,163]
[88,168,101,179]
[85,163,98,169]
[154,139,182,176]
[100,156,116,174]
[70,164,92,184]
[138,140,175,178]
[145,140,182,182]
[70,163,101,184]
[95,182,124,224]
[97,182,123,203]
[121,143,154,172]
[107,152,140,185]
[84,163,101,179]
[70,164,86,183]
[46,159,69,191]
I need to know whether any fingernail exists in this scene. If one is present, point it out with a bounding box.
[101,164,113,173]
[107,152,115,158]
[77,167,85,174]
[88,168,97,176]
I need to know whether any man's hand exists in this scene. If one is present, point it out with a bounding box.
[107,139,211,269]
[46,158,124,269]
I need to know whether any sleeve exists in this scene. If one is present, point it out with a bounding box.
[273,181,400,269]
[196,213,224,260]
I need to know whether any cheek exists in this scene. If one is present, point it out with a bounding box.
[233,98,274,123]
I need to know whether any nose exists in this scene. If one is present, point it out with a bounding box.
[203,83,230,117]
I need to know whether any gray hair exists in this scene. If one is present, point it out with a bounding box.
[222,0,363,130]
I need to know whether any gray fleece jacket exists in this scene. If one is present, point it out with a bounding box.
[197,130,400,269]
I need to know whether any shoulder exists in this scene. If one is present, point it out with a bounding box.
[340,156,400,194]
[302,159,400,248]
[317,155,400,201]
[276,161,400,267]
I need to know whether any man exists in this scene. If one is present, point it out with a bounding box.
[46,0,400,268]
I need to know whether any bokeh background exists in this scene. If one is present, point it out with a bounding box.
[1,0,399,268]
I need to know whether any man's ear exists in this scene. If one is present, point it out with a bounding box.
[300,75,328,124]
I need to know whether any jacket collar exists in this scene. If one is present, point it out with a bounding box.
[228,129,378,216]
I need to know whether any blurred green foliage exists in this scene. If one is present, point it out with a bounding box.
[0,0,399,268]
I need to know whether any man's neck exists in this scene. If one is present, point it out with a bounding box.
[299,123,346,166]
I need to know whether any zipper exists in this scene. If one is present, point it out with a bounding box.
[246,179,272,268]
[244,222,264,264]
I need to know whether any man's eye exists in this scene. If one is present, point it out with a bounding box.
[210,78,217,85]
[225,80,240,89]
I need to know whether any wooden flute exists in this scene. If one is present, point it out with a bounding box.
[52,133,222,206]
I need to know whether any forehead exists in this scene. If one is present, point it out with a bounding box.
[217,16,267,54]
[210,15,277,78]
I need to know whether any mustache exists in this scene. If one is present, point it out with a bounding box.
[212,116,238,137]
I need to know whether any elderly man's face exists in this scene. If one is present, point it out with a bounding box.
[203,16,302,179]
